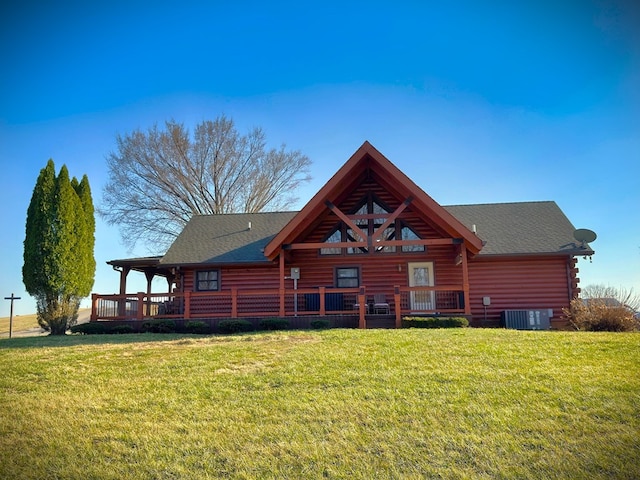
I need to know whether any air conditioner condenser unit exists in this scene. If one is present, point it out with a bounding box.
[501,309,551,330]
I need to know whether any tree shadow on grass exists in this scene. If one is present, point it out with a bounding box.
[0,330,298,349]
[0,333,228,349]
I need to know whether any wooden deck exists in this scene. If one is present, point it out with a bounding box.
[91,285,467,329]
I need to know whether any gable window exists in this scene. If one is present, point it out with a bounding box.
[401,225,425,252]
[320,229,342,255]
[195,270,219,291]
[346,228,367,254]
[319,193,426,255]
[335,267,360,288]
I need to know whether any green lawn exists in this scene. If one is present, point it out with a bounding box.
[0,329,638,479]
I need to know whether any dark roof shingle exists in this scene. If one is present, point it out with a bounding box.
[444,201,593,256]
[159,212,297,265]
[155,201,591,266]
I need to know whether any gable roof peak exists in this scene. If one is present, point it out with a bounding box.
[263,141,484,259]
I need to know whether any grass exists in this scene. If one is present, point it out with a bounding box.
[0,328,638,479]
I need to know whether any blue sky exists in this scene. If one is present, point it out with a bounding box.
[1,1,639,316]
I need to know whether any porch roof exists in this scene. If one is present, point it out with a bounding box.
[106,255,175,279]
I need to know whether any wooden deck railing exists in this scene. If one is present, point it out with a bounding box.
[91,285,466,328]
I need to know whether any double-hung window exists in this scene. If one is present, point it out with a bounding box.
[335,267,360,288]
[195,270,219,291]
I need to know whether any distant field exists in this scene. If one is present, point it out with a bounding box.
[0,309,91,337]
[0,312,39,336]
[0,328,638,479]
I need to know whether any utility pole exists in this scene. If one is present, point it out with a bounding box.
[4,293,21,339]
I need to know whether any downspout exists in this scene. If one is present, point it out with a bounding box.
[460,244,471,315]
[279,252,285,316]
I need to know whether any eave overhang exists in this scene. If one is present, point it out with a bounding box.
[106,256,174,278]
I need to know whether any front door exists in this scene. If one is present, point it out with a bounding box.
[408,262,435,311]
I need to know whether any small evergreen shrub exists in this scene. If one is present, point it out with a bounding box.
[310,319,330,330]
[402,316,469,329]
[70,322,112,334]
[218,319,254,334]
[141,319,177,333]
[259,317,290,331]
[111,325,135,334]
[185,321,210,334]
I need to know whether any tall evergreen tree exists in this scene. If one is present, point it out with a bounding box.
[23,159,56,298]
[75,175,96,297]
[23,160,96,335]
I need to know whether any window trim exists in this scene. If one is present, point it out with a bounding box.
[334,266,361,288]
[194,269,220,291]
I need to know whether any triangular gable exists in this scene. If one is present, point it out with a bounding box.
[264,141,483,259]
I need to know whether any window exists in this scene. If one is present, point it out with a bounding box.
[335,267,360,288]
[195,270,219,291]
[377,226,396,252]
[401,225,425,252]
[320,229,342,255]
[346,228,367,254]
[318,193,426,255]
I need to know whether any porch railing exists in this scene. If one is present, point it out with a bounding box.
[91,285,466,328]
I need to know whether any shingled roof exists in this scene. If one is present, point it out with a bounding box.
[154,201,592,266]
[159,212,297,266]
[444,201,594,256]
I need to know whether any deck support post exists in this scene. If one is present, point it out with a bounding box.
[394,285,402,328]
[358,287,366,329]
[184,291,191,319]
[231,287,238,318]
[91,293,98,322]
[319,286,326,316]
[137,292,144,321]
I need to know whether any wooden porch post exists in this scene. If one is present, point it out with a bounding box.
[461,244,471,315]
[118,266,130,317]
[145,270,154,317]
[394,285,402,328]
[119,266,130,295]
[358,287,366,329]
[279,253,285,316]
[166,272,175,293]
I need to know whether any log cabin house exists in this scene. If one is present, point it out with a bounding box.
[92,141,594,329]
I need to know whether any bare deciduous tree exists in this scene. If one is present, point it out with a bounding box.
[100,116,311,252]
[581,284,639,311]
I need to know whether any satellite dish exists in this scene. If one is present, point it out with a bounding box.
[573,228,597,245]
